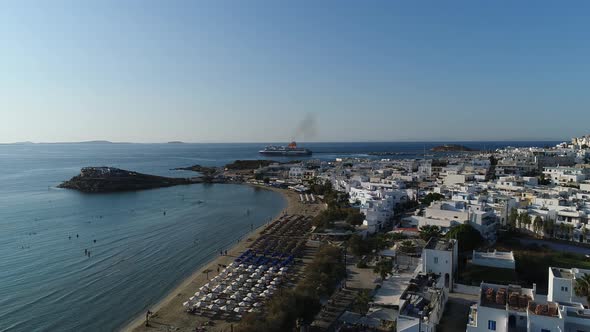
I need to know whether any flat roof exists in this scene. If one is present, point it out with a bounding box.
[552,267,574,279]
[373,274,412,306]
[425,238,455,251]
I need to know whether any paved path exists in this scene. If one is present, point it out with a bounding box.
[518,238,590,255]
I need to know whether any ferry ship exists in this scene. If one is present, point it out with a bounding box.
[259,142,312,156]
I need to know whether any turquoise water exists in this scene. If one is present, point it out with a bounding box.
[0,141,557,331]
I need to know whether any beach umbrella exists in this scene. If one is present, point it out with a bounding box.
[195,301,205,308]
[220,305,228,312]
[213,276,220,282]
[245,279,253,283]
[246,292,254,298]
[189,296,196,301]
[194,291,203,297]
[203,283,211,288]
[183,301,191,308]
[230,294,238,300]
[239,301,248,307]
[234,307,245,313]
[208,304,219,311]
[248,308,260,313]
[205,293,214,300]
[270,281,278,285]
[253,302,263,308]
[244,296,254,302]
[213,298,225,305]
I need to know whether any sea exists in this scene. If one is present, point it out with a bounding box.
[0,141,558,332]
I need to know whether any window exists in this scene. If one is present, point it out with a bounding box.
[488,320,496,330]
[434,257,438,264]
[561,286,569,292]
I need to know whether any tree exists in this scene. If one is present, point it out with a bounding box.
[522,213,532,231]
[566,224,574,240]
[389,232,407,241]
[419,225,442,241]
[354,290,372,314]
[346,210,365,226]
[445,224,483,252]
[399,240,416,254]
[508,208,519,230]
[533,216,544,235]
[517,212,526,230]
[421,193,445,206]
[583,227,588,243]
[348,234,370,257]
[374,259,394,280]
[558,223,565,239]
[575,274,590,305]
[543,218,555,238]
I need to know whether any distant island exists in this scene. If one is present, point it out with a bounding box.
[431,144,476,152]
[167,141,185,144]
[172,164,217,175]
[58,167,192,193]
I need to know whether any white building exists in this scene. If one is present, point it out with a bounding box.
[467,267,590,332]
[288,167,304,181]
[548,267,590,306]
[422,238,458,291]
[543,167,588,186]
[472,250,515,270]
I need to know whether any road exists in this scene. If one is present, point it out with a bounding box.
[518,238,590,255]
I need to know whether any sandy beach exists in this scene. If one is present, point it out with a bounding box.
[122,185,323,332]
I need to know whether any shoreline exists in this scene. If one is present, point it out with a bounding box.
[122,184,322,332]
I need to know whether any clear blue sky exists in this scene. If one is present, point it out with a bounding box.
[2,0,589,143]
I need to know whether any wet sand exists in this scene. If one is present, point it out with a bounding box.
[122,186,323,332]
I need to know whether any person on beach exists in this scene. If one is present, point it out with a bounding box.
[145,310,152,326]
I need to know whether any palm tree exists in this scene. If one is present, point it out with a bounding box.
[419,225,442,241]
[533,216,543,236]
[558,223,565,239]
[575,274,590,305]
[354,290,372,314]
[374,259,394,280]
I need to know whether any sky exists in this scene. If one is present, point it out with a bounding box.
[1,0,590,143]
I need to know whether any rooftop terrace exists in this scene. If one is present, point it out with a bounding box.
[425,238,455,251]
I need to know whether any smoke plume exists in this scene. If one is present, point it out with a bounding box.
[292,113,317,142]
